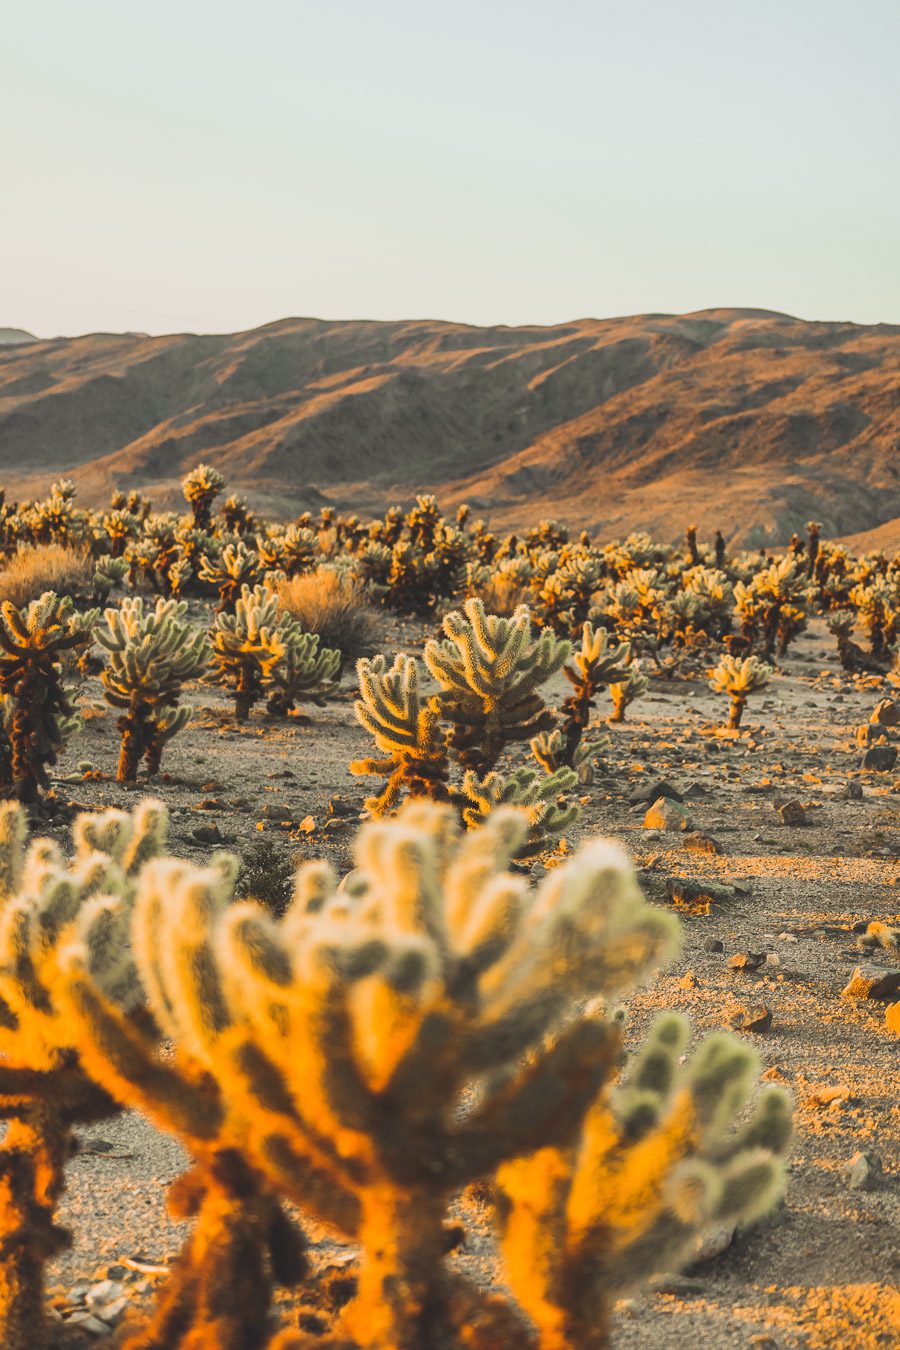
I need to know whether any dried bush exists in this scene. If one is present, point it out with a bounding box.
[274,568,379,664]
[0,545,94,610]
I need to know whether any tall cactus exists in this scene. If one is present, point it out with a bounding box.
[182,463,226,532]
[209,585,288,721]
[557,623,630,764]
[424,599,571,774]
[96,597,209,780]
[0,593,90,801]
[351,654,450,813]
[0,799,167,1349]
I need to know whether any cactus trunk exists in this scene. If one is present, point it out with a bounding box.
[347,1186,448,1350]
[0,1111,72,1350]
[728,695,746,729]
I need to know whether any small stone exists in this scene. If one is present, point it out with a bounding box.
[678,971,698,989]
[261,803,294,822]
[644,797,692,831]
[650,1273,705,1295]
[844,780,864,800]
[327,795,356,817]
[683,831,722,855]
[729,1002,773,1033]
[666,878,737,913]
[808,1084,851,1108]
[704,937,725,953]
[841,965,900,1000]
[728,951,766,972]
[191,823,223,845]
[778,801,807,826]
[862,744,898,772]
[843,1150,883,1190]
[885,1002,900,1035]
[65,1311,112,1335]
[628,779,684,806]
[872,698,900,727]
[296,815,316,833]
[693,1225,734,1262]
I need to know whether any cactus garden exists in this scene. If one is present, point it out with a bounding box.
[0,476,895,1349]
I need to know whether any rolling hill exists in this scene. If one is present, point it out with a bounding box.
[0,309,897,545]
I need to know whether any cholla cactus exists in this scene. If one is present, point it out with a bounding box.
[849,578,899,659]
[182,462,226,531]
[199,540,263,612]
[96,597,209,780]
[222,494,255,535]
[209,585,288,721]
[530,726,609,785]
[265,628,341,718]
[425,599,571,774]
[352,654,450,813]
[709,653,771,729]
[99,507,140,558]
[281,525,319,578]
[558,623,630,764]
[608,659,649,723]
[54,848,307,1350]
[495,1017,791,1349]
[0,799,167,1349]
[0,593,89,801]
[460,765,578,854]
[734,556,807,658]
[57,800,787,1350]
[92,554,128,599]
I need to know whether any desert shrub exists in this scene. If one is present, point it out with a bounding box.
[0,544,94,609]
[235,838,296,916]
[274,566,379,663]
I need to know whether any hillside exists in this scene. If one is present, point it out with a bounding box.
[1,309,898,544]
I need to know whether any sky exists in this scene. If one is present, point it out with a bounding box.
[2,0,899,337]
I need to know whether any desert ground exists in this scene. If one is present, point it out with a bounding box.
[36,611,899,1348]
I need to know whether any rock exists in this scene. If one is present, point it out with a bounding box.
[843,1150,883,1191]
[327,795,356,817]
[261,803,294,822]
[886,1002,900,1036]
[704,937,725,953]
[683,781,713,799]
[66,1311,113,1335]
[728,951,766,972]
[678,971,698,989]
[844,780,864,800]
[649,1273,706,1296]
[841,965,900,1000]
[861,744,898,772]
[191,823,223,844]
[692,1225,734,1262]
[808,1084,851,1108]
[296,815,316,833]
[628,779,684,806]
[644,797,692,831]
[872,697,900,727]
[683,831,722,854]
[729,1003,773,1033]
[856,722,879,748]
[666,878,737,913]
[778,800,807,826]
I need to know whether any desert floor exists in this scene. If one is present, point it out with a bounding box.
[38,614,900,1348]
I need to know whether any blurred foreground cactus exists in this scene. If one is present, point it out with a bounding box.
[97,597,209,781]
[0,799,166,1348]
[57,801,790,1348]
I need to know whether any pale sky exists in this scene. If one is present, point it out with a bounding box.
[3,0,898,337]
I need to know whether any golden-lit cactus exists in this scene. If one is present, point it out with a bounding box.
[734,556,808,658]
[182,462,226,532]
[98,801,679,1349]
[199,539,263,612]
[558,622,630,765]
[460,765,578,853]
[96,597,209,780]
[425,599,571,774]
[209,584,288,721]
[0,799,167,1349]
[351,653,450,813]
[92,553,129,599]
[0,592,90,801]
[608,659,649,723]
[222,494,255,536]
[708,653,771,729]
[495,1017,791,1350]
[265,627,341,718]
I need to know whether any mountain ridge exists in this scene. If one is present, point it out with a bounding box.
[1,309,897,546]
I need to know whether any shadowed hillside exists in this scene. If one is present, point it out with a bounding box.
[1,309,897,544]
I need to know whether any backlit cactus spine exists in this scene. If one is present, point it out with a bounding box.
[0,799,167,1349]
[708,653,771,729]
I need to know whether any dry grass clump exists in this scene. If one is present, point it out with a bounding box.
[0,544,93,607]
[274,566,379,662]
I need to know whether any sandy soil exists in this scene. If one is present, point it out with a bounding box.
[33,614,900,1348]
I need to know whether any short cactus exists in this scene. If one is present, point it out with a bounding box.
[608,659,649,723]
[199,540,263,613]
[264,627,341,718]
[709,653,771,728]
[209,585,288,721]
